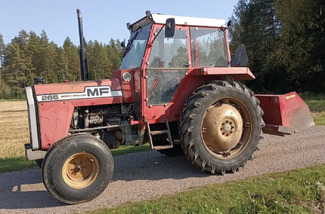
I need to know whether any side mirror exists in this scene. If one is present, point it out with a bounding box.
[227,20,232,28]
[165,18,175,38]
[120,39,126,51]
[231,44,248,67]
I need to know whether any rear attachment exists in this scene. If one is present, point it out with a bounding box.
[256,92,314,136]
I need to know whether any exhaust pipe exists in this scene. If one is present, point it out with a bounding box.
[77,9,88,81]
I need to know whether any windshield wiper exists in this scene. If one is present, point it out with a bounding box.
[149,26,165,46]
[123,29,140,57]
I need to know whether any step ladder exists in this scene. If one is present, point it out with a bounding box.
[146,119,173,150]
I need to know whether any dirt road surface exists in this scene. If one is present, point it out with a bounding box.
[0,126,325,214]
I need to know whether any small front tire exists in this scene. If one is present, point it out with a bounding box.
[42,134,114,204]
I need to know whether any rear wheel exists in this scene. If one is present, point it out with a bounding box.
[42,134,114,204]
[180,80,264,174]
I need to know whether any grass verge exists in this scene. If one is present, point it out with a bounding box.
[0,157,38,173]
[111,143,150,156]
[303,94,325,126]
[90,165,325,214]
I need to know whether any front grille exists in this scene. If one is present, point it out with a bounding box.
[25,86,40,150]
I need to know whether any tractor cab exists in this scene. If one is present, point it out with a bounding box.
[117,12,242,127]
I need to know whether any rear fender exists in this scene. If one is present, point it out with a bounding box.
[192,67,255,80]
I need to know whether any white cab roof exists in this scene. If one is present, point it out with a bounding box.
[151,14,227,28]
[129,12,227,32]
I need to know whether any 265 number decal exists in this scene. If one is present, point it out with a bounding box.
[41,95,59,101]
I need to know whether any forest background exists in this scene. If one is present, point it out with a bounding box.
[0,0,324,99]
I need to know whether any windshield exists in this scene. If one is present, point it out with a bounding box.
[120,24,152,69]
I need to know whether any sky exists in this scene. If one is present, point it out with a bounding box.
[0,0,239,46]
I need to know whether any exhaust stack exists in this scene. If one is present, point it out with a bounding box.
[77,9,88,81]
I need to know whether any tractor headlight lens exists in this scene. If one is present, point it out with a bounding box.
[122,72,132,82]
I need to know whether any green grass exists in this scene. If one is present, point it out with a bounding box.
[0,157,38,173]
[302,93,325,125]
[304,98,325,112]
[0,98,26,102]
[0,144,150,174]
[90,165,325,214]
[312,112,325,126]
[111,143,150,156]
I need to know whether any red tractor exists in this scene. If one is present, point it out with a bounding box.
[24,10,314,204]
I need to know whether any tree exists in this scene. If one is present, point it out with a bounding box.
[0,29,125,98]
[87,40,112,80]
[3,42,33,97]
[230,0,287,93]
[276,0,325,92]
[230,0,325,93]
[0,34,5,67]
[63,37,80,81]
[55,47,69,82]
[107,38,123,71]
[0,34,9,98]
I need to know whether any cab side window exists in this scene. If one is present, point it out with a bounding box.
[190,27,229,67]
[149,28,189,68]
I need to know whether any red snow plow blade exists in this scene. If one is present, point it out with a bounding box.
[256,92,315,136]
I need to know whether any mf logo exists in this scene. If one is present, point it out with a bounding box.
[86,86,111,97]
[37,85,122,102]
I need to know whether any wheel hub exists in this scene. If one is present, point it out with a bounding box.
[62,152,99,189]
[221,120,234,135]
[72,163,84,174]
[202,102,243,152]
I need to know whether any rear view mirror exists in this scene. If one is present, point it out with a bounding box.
[165,18,175,38]
[120,39,126,51]
[227,20,232,28]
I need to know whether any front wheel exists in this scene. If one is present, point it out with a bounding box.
[42,134,114,204]
[180,80,264,174]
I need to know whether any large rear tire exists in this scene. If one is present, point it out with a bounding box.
[42,134,114,204]
[180,80,264,174]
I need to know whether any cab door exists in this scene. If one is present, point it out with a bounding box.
[142,25,191,123]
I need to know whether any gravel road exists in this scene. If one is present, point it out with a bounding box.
[0,126,325,214]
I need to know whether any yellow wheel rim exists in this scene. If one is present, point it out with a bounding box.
[62,152,99,189]
[201,97,252,159]
[202,102,243,152]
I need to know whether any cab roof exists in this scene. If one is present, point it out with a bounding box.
[129,11,227,32]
